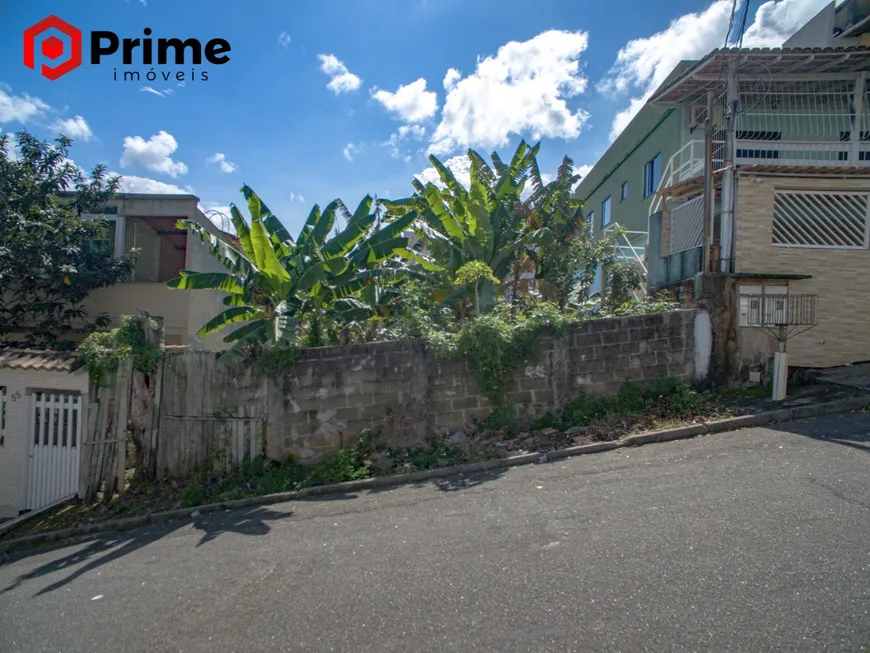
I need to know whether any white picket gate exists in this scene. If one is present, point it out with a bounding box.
[25,391,84,511]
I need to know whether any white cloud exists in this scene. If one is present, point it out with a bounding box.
[601,0,829,140]
[206,152,239,174]
[317,54,362,94]
[742,0,830,47]
[289,192,306,203]
[576,164,593,179]
[610,97,648,141]
[429,30,590,155]
[118,174,192,194]
[278,32,292,47]
[372,78,438,123]
[382,124,427,158]
[443,68,462,91]
[343,142,363,161]
[120,130,188,177]
[600,0,733,140]
[199,202,235,232]
[415,155,472,189]
[141,86,173,98]
[0,88,49,124]
[51,115,93,142]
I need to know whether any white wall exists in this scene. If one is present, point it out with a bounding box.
[184,215,234,351]
[0,369,89,518]
[784,2,836,47]
[79,195,231,350]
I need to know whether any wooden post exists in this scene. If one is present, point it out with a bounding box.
[111,358,133,500]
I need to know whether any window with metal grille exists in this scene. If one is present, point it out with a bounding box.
[772,190,870,248]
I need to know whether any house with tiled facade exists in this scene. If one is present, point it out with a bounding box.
[646,44,870,369]
[578,1,870,370]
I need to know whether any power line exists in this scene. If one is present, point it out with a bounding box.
[724,0,739,47]
[737,0,752,49]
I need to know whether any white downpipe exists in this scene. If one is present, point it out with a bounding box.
[772,352,788,401]
[720,170,734,271]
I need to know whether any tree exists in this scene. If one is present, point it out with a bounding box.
[519,154,642,311]
[387,140,542,314]
[0,132,134,347]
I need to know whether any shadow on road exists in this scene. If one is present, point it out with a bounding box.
[367,467,509,496]
[1,506,292,597]
[766,410,870,454]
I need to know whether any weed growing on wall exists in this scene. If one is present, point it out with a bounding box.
[79,314,162,387]
[425,302,578,404]
[252,345,301,377]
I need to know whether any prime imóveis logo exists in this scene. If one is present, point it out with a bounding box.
[24,16,82,80]
[23,15,231,82]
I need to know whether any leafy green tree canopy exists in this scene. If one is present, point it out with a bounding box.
[0,132,134,347]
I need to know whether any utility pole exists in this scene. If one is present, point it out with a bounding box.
[720,54,739,273]
[703,91,714,272]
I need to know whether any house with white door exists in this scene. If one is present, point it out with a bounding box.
[0,192,237,518]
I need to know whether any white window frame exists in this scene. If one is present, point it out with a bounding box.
[82,214,126,258]
[772,189,870,250]
[601,196,612,227]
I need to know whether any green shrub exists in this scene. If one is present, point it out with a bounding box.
[180,485,204,507]
[534,412,559,430]
[302,449,371,488]
[562,375,703,428]
[562,391,604,426]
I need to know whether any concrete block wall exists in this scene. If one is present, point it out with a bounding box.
[149,310,705,466]
[273,310,703,460]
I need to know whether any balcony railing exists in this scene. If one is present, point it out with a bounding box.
[651,137,870,215]
[603,223,648,299]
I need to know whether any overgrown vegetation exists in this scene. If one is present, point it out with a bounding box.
[78,314,162,386]
[426,302,577,403]
[166,141,673,398]
[561,374,705,429]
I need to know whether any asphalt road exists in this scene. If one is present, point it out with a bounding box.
[1,413,869,653]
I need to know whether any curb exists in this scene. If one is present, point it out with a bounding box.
[2,394,867,557]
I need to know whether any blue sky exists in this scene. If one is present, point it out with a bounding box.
[0,0,828,234]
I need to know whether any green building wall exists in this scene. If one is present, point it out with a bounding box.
[575,106,684,239]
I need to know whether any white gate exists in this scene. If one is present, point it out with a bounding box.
[25,391,84,511]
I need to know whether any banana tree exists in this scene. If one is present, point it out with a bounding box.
[386,140,543,312]
[167,187,301,363]
[514,155,588,307]
[168,185,437,361]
